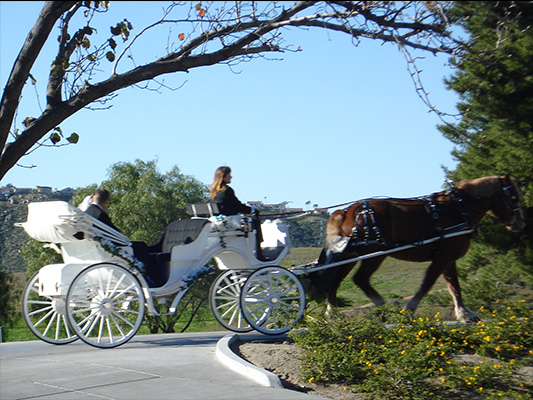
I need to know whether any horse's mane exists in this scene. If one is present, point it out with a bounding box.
[455,176,502,198]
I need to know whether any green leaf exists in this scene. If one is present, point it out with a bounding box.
[67,133,80,144]
[81,37,91,49]
[50,133,61,145]
[106,51,115,62]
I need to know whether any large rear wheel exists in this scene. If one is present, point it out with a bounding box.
[209,270,253,332]
[240,266,305,335]
[21,271,78,345]
[66,263,145,348]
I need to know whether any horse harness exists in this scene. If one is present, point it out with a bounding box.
[348,187,475,249]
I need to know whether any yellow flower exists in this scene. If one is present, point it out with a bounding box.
[308,377,315,383]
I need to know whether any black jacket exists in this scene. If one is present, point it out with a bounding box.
[86,204,121,232]
[214,186,252,216]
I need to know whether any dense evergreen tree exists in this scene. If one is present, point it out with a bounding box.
[442,1,532,197]
[440,1,532,287]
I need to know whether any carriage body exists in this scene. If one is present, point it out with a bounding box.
[18,201,300,348]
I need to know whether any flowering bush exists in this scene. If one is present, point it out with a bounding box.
[291,301,532,399]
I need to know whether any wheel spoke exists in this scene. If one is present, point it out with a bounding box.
[241,267,305,335]
[66,264,144,348]
[209,270,252,333]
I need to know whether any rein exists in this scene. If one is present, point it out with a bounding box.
[259,200,358,218]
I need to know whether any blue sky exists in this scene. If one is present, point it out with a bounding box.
[1,1,459,210]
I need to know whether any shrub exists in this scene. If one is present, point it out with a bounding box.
[291,302,532,399]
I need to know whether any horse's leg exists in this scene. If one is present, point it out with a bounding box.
[442,262,480,323]
[405,259,449,313]
[352,257,386,306]
[325,262,357,313]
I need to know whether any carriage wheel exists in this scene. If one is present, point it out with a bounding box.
[65,263,145,348]
[209,270,253,333]
[240,266,306,335]
[21,272,78,345]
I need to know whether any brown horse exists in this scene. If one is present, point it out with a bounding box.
[308,175,525,322]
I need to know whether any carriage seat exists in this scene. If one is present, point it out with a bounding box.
[133,218,210,287]
[149,219,210,255]
[187,202,219,217]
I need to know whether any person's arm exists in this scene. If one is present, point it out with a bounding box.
[98,212,121,233]
[226,187,252,214]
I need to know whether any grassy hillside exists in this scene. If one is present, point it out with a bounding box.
[0,193,72,273]
[0,201,30,273]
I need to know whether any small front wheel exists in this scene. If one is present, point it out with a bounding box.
[240,266,305,335]
[209,270,253,333]
[21,272,78,345]
[66,263,145,348]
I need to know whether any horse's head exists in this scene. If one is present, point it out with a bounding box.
[497,175,526,231]
[487,175,525,231]
[457,175,525,231]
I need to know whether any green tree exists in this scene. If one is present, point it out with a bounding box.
[21,239,62,278]
[288,215,328,247]
[1,1,462,180]
[439,1,533,288]
[99,159,208,244]
[0,269,16,337]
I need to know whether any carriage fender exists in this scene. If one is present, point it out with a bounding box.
[260,219,291,248]
[38,263,87,296]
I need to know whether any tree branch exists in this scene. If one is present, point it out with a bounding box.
[0,1,77,156]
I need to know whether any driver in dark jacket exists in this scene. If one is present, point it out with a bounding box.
[209,166,264,260]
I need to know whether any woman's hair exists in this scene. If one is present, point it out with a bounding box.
[209,166,231,200]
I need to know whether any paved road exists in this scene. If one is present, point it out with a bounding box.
[0,331,327,400]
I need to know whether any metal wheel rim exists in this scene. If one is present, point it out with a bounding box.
[209,270,253,332]
[66,263,145,348]
[21,272,78,345]
[240,266,305,335]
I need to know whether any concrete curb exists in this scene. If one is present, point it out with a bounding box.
[215,334,283,388]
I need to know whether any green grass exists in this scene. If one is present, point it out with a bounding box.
[283,247,452,315]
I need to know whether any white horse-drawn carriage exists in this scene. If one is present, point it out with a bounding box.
[18,201,305,348]
[20,176,520,348]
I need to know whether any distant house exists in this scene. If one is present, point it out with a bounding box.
[287,208,304,213]
[264,203,288,212]
[14,188,32,195]
[56,187,75,197]
[0,187,12,196]
[37,186,53,195]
